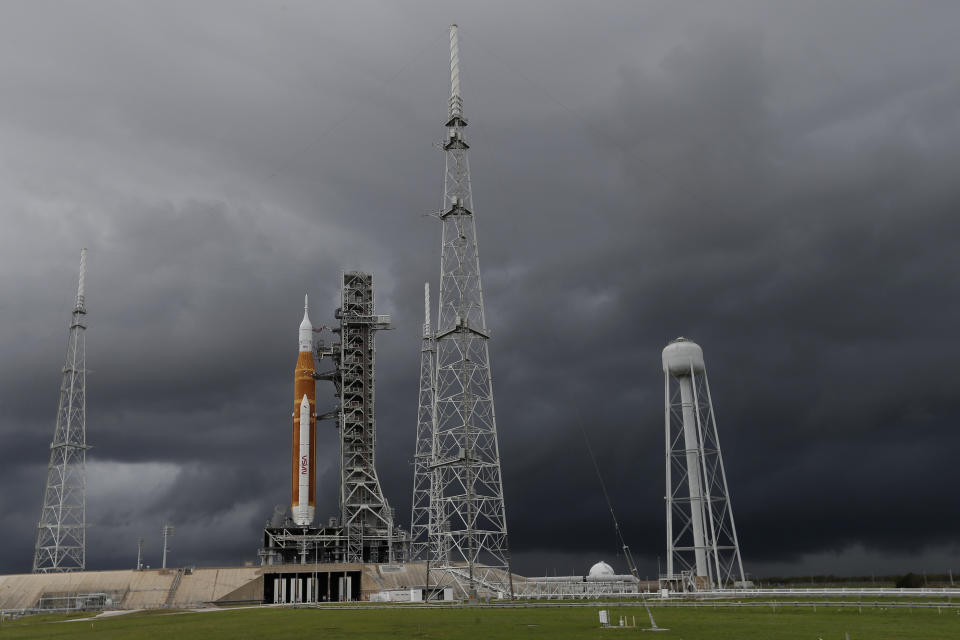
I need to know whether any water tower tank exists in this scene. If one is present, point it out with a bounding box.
[662,337,705,376]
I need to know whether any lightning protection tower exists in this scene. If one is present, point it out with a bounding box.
[429,24,513,598]
[409,283,434,561]
[662,337,745,590]
[33,248,89,573]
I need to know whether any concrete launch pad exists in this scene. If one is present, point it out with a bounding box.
[0,562,435,611]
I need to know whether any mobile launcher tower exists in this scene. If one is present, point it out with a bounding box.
[662,338,745,591]
[261,272,407,565]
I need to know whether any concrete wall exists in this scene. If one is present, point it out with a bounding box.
[0,562,440,610]
[0,567,260,610]
[0,563,437,610]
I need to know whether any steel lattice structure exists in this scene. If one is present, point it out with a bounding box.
[409,283,435,561]
[264,273,407,566]
[330,272,395,562]
[663,338,745,590]
[33,249,89,573]
[429,24,513,598]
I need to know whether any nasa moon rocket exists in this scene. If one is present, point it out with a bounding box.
[291,295,316,526]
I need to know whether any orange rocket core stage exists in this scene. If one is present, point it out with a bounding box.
[291,350,316,519]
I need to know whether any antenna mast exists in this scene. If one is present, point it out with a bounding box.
[33,248,89,573]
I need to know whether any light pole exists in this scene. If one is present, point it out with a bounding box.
[162,525,174,569]
[136,537,145,570]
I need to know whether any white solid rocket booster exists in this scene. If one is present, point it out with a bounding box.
[295,394,313,525]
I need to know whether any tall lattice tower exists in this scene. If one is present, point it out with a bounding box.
[662,337,745,590]
[429,24,512,597]
[33,248,89,573]
[330,272,394,562]
[409,283,434,561]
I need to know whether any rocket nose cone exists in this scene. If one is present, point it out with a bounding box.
[299,294,314,352]
[300,394,309,408]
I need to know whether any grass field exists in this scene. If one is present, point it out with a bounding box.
[1,604,958,639]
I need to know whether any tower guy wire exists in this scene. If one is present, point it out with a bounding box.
[576,411,661,630]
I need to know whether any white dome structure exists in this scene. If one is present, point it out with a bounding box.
[588,561,615,578]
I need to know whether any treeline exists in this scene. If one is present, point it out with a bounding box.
[893,572,955,588]
[757,573,956,587]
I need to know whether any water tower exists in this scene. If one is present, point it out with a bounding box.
[662,337,745,590]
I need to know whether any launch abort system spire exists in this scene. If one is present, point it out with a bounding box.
[409,283,435,561]
[662,338,745,590]
[429,24,513,597]
[33,248,89,573]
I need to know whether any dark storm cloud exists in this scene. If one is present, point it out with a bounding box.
[1,0,958,578]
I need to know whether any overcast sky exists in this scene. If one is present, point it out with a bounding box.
[1,1,958,579]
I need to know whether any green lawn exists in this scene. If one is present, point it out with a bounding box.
[1,604,957,639]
